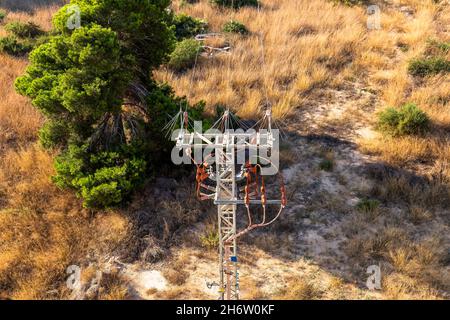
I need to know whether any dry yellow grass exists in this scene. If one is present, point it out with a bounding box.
[274,276,322,300]
[0,2,64,148]
[0,54,42,148]
[0,0,448,300]
[158,0,448,122]
[360,135,450,167]
[0,0,130,299]
[156,0,373,119]
[97,271,131,300]
[0,144,130,299]
[0,156,130,301]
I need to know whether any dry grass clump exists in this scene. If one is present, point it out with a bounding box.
[344,224,448,299]
[407,205,432,224]
[383,272,441,300]
[369,170,449,210]
[344,227,408,261]
[163,269,190,286]
[274,276,322,300]
[97,271,131,300]
[162,252,191,286]
[386,238,446,276]
[382,236,448,299]
[154,288,185,299]
[240,277,266,300]
[143,250,192,291]
[0,54,42,149]
[359,136,448,166]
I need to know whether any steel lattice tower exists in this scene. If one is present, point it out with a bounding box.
[173,110,285,300]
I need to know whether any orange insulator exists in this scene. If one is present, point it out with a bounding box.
[195,163,209,199]
[244,185,250,205]
[279,174,287,207]
[281,184,287,207]
[260,177,266,206]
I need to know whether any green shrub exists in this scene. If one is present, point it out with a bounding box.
[319,159,333,172]
[0,36,32,56]
[356,198,380,213]
[408,57,450,77]
[200,229,219,249]
[223,20,249,35]
[5,21,44,38]
[436,42,450,53]
[427,39,450,54]
[168,38,202,71]
[53,145,147,208]
[0,10,6,23]
[173,13,208,40]
[377,103,429,136]
[408,39,450,77]
[210,0,259,9]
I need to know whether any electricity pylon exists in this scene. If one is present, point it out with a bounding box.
[172,110,285,300]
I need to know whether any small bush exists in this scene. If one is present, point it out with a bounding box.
[427,39,450,54]
[223,20,249,35]
[200,229,219,250]
[377,103,429,136]
[210,0,259,9]
[319,159,333,172]
[5,21,44,39]
[0,10,6,23]
[356,198,380,213]
[0,36,33,56]
[173,13,208,40]
[168,38,202,71]
[408,57,450,77]
[318,150,334,172]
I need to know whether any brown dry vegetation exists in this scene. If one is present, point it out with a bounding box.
[0,0,449,300]
[0,0,131,299]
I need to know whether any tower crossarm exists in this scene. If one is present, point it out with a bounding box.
[175,131,275,150]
